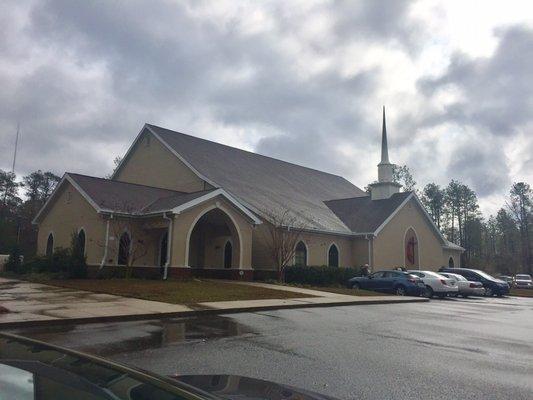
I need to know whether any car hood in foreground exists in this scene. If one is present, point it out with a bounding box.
[172,374,339,400]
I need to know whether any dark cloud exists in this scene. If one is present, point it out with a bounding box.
[0,0,530,211]
[1,0,419,183]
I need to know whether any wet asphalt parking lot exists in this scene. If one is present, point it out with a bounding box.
[6,295,533,400]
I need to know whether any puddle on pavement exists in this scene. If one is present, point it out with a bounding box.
[7,315,255,356]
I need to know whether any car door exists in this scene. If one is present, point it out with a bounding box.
[380,271,397,292]
[367,272,385,290]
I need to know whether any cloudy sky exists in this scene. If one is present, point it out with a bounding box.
[1,0,532,216]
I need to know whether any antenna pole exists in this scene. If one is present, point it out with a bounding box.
[11,122,20,173]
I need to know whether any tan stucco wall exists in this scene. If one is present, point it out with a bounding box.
[372,197,449,271]
[104,217,168,267]
[252,225,354,269]
[443,248,462,268]
[352,237,370,267]
[114,129,212,192]
[37,182,105,265]
[169,196,253,269]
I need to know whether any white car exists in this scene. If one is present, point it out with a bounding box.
[408,270,459,298]
[440,272,485,297]
[514,274,533,289]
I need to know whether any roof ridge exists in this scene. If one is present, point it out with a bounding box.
[146,123,360,184]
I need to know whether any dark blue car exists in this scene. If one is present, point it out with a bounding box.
[438,267,510,297]
[348,270,426,296]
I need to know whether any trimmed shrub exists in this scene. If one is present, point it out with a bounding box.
[284,266,361,287]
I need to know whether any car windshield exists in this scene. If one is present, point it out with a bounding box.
[516,275,532,280]
[470,269,499,280]
[419,271,445,279]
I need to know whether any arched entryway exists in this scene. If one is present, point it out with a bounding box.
[448,257,454,268]
[404,227,419,268]
[187,208,241,269]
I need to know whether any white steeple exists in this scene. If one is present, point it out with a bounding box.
[369,106,401,200]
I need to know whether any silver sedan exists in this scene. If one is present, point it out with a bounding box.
[440,272,485,297]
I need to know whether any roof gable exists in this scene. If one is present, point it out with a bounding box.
[325,192,412,234]
[145,124,366,232]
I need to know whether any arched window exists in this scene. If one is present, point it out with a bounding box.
[159,232,168,267]
[448,257,454,268]
[404,227,419,268]
[46,233,54,257]
[118,232,131,266]
[223,240,233,269]
[328,244,339,267]
[77,229,86,256]
[294,241,307,267]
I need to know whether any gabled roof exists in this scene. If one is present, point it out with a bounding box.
[68,173,206,214]
[325,192,412,234]
[138,124,367,233]
[33,173,261,224]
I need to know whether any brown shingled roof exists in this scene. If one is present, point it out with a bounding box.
[324,192,412,234]
[68,173,215,214]
[146,124,367,233]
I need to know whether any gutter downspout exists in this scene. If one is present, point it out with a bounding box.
[366,234,374,271]
[99,214,113,270]
[162,212,173,280]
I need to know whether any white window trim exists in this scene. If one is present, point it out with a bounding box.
[46,231,55,256]
[77,227,87,256]
[293,240,308,267]
[222,238,233,268]
[403,226,420,270]
[327,242,340,267]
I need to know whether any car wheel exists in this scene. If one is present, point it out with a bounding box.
[437,293,446,299]
[395,285,406,296]
[351,282,361,290]
[485,287,493,297]
[425,286,434,298]
[462,294,468,298]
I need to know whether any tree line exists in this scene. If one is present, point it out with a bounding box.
[394,165,532,275]
[1,165,531,276]
[0,169,61,256]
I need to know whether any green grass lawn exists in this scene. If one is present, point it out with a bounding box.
[510,288,533,298]
[28,278,314,305]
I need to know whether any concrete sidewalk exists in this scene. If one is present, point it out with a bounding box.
[0,278,427,328]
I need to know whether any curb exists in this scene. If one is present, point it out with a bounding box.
[0,297,428,330]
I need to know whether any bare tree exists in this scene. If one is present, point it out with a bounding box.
[262,209,306,282]
[98,201,149,278]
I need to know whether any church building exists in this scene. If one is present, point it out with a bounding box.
[34,110,463,279]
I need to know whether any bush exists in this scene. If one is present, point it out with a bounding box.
[284,266,361,287]
[5,246,24,274]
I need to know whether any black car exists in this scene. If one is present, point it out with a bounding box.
[0,332,339,400]
[347,270,426,296]
[438,267,510,297]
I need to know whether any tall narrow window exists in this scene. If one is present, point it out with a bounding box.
[223,241,233,269]
[118,232,131,265]
[77,229,86,256]
[159,232,168,267]
[328,244,339,267]
[294,241,307,267]
[46,233,54,257]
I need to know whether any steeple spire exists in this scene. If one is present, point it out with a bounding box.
[369,106,401,200]
[380,106,390,164]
